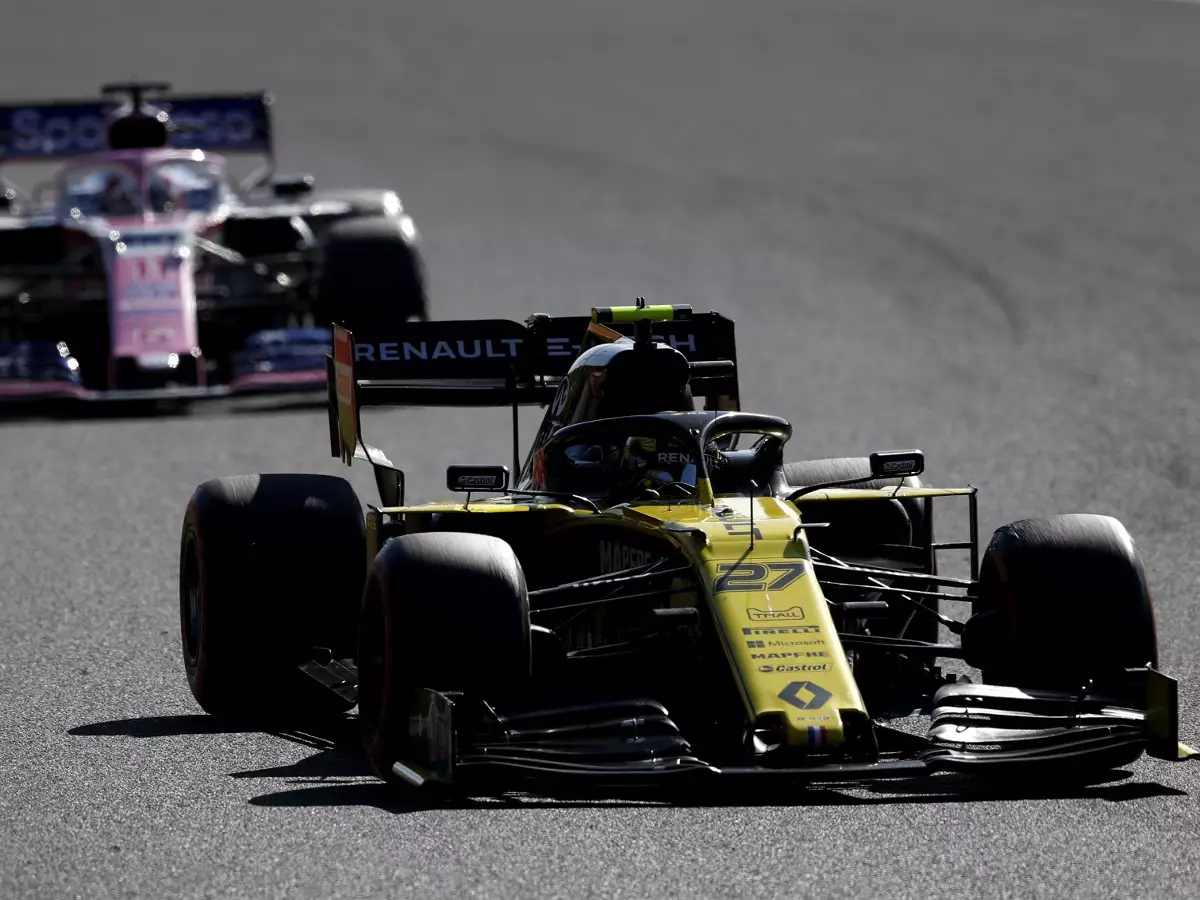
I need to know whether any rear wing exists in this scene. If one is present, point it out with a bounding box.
[0,91,273,163]
[325,306,741,480]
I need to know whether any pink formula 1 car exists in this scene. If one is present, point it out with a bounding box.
[0,82,428,405]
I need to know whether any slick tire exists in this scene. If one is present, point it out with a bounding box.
[314,215,428,328]
[782,457,936,641]
[964,513,1159,686]
[179,473,366,722]
[358,532,531,785]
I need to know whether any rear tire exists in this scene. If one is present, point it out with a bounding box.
[358,532,531,784]
[179,473,366,721]
[964,513,1158,687]
[314,216,428,328]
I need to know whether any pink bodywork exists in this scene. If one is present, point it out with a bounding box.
[2,144,330,400]
[55,149,231,387]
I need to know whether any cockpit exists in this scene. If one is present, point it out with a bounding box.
[146,159,226,213]
[59,165,138,217]
[530,410,792,508]
[56,157,229,219]
[534,415,707,504]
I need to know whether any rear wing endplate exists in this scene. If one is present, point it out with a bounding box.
[328,327,405,505]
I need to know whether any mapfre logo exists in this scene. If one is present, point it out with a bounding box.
[599,541,656,574]
[747,607,805,622]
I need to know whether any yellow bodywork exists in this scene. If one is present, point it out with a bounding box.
[375,485,974,753]
[618,494,861,750]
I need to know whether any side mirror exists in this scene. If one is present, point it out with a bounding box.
[869,449,924,480]
[373,464,405,507]
[272,173,315,198]
[447,465,509,493]
[787,449,925,505]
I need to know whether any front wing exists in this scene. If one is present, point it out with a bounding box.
[299,661,1195,794]
[0,327,331,406]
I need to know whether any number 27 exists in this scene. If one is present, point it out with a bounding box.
[714,562,806,593]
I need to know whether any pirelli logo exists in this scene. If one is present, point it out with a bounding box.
[742,626,820,636]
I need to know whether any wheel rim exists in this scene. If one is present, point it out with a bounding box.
[180,534,202,668]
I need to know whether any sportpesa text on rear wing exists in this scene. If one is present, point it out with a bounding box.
[325,305,740,471]
[0,91,273,162]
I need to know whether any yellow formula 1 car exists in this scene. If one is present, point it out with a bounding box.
[177,302,1196,794]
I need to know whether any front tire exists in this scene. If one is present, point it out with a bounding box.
[358,532,531,784]
[964,513,1159,686]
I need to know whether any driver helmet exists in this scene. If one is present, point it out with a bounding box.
[568,338,694,424]
[528,334,704,498]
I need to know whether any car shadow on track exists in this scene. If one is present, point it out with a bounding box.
[245,771,1187,814]
[70,714,1189,813]
[69,713,374,781]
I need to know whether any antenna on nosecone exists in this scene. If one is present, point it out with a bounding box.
[748,480,758,550]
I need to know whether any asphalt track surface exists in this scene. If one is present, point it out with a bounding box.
[3,1,1200,897]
